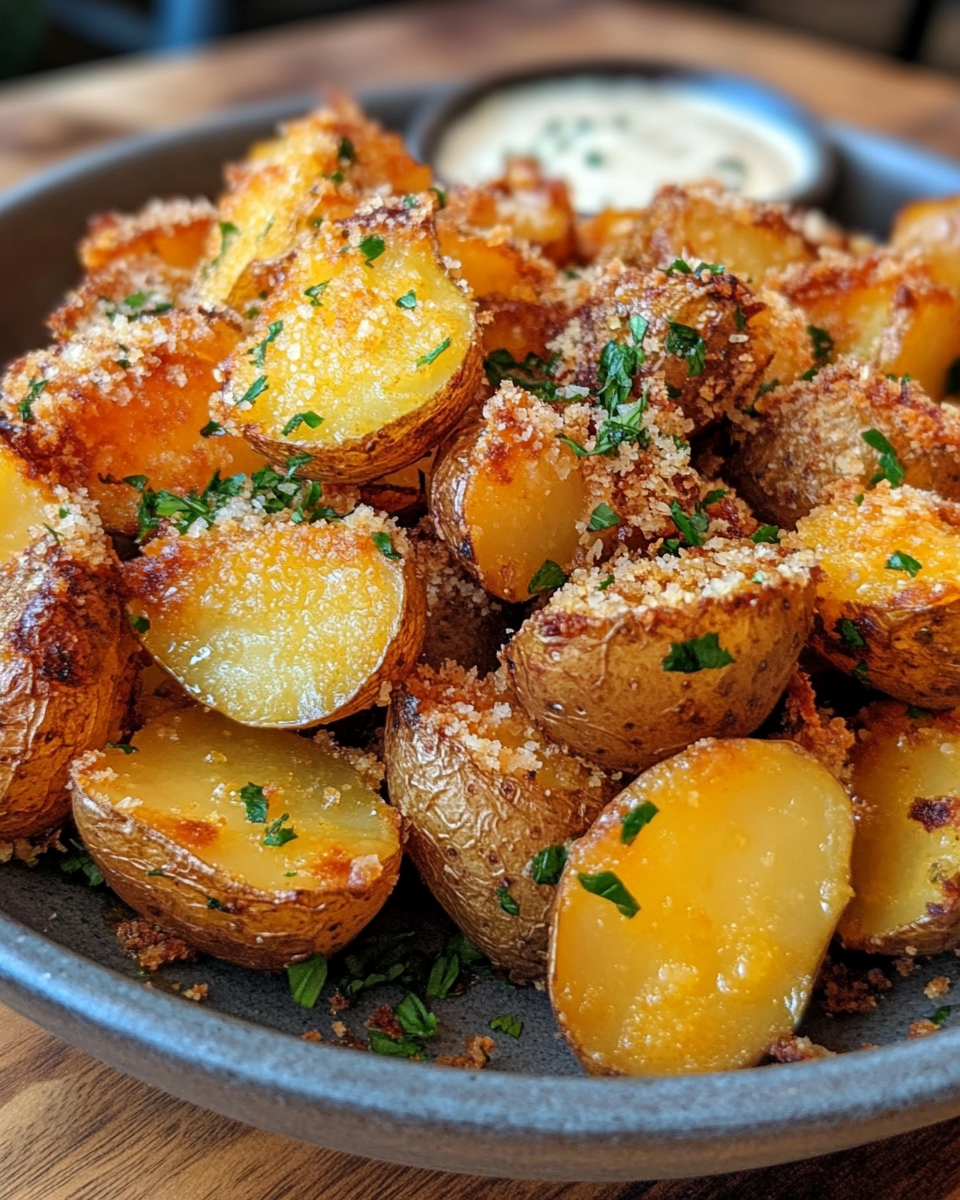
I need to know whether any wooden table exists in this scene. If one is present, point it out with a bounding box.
[5,2,960,1196]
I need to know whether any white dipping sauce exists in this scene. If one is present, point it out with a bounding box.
[434,76,814,212]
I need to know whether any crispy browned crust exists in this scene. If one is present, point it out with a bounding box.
[79,197,217,272]
[779,668,855,785]
[71,755,402,970]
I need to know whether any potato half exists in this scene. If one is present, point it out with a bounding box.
[123,504,425,727]
[384,664,619,980]
[839,702,960,955]
[550,737,854,1075]
[0,447,137,839]
[71,705,401,969]
[503,542,816,773]
[79,197,217,272]
[794,482,960,706]
[213,198,481,483]
[891,194,960,292]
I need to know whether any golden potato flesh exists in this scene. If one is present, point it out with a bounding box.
[794,482,960,705]
[71,705,401,969]
[214,200,481,484]
[0,308,264,536]
[0,448,137,839]
[384,664,619,980]
[123,505,425,727]
[551,738,854,1075]
[503,542,816,773]
[839,702,960,955]
[891,195,960,292]
[79,197,217,272]
[730,359,960,528]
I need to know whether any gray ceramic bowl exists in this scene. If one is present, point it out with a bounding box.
[3,84,960,1183]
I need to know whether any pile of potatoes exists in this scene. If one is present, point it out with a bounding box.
[6,97,960,1076]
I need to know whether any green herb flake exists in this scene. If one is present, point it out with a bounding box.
[337,136,356,164]
[429,185,447,209]
[395,992,438,1038]
[662,632,735,673]
[304,281,329,306]
[396,289,417,309]
[490,1014,523,1038]
[147,868,165,877]
[59,839,104,886]
[836,617,866,649]
[735,305,746,330]
[42,523,61,543]
[808,325,834,364]
[577,870,639,918]
[17,378,46,422]
[263,813,297,847]
[750,524,781,544]
[372,531,402,560]
[933,1005,953,1027]
[862,428,905,488]
[426,952,461,1000]
[855,493,865,506]
[885,550,922,577]
[369,1029,425,1059]
[530,843,568,886]
[105,742,137,755]
[620,800,659,845]
[359,234,386,264]
[852,660,871,686]
[665,257,692,275]
[324,170,345,185]
[907,705,932,720]
[484,348,559,401]
[416,336,451,368]
[597,574,615,591]
[587,502,621,531]
[236,375,268,406]
[239,782,268,823]
[213,220,240,266]
[245,306,261,319]
[665,322,706,377]
[247,320,282,369]
[288,953,328,1008]
[129,613,150,634]
[281,410,323,437]
[199,420,224,438]
[665,383,683,400]
[401,194,417,209]
[528,559,568,595]
[497,885,520,916]
[669,499,706,548]
[207,896,227,910]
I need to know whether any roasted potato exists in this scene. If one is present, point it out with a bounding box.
[794,481,960,706]
[79,197,217,273]
[0,446,137,839]
[729,359,960,528]
[0,307,264,536]
[123,499,425,728]
[550,737,854,1075]
[839,701,960,955]
[71,705,401,969]
[213,197,482,484]
[503,541,816,773]
[891,194,960,293]
[384,663,619,980]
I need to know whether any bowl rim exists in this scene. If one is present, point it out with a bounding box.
[405,58,836,207]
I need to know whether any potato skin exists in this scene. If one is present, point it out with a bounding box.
[383,677,616,981]
[71,755,402,970]
[503,552,816,773]
[0,544,138,840]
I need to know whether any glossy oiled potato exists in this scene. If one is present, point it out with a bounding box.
[839,702,960,955]
[213,197,482,483]
[123,502,425,727]
[0,446,137,840]
[794,482,960,705]
[384,663,619,980]
[503,542,816,773]
[71,705,401,969]
[551,738,854,1075]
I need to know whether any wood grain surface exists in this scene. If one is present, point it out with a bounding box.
[5,2,960,1196]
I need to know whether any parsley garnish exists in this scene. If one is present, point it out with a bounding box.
[359,234,385,264]
[577,871,639,918]
[236,375,268,406]
[907,705,931,720]
[105,742,137,754]
[207,896,227,910]
[129,613,150,634]
[836,617,866,649]
[263,813,297,847]
[490,1014,523,1038]
[212,220,240,266]
[239,782,268,823]
[60,839,103,887]
[429,185,447,209]
[281,411,323,437]
[369,1029,426,1059]
[396,289,417,309]
[855,493,865,505]
[304,281,329,306]
[528,559,568,594]
[199,420,224,438]
[886,550,922,577]
[852,660,871,686]
[587,502,621,531]
[247,320,282,369]
[396,993,437,1038]
[862,429,905,488]
[337,136,356,164]
[620,801,659,844]
[530,844,568,886]
[665,258,692,275]
[288,953,328,1008]
[372,531,402,560]
[932,1005,953,1026]
[483,348,559,400]
[735,305,746,330]
[497,885,520,916]
[808,325,834,363]
[662,632,735,672]
[426,952,461,1000]
[417,337,451,367]
[665,322,706,377]
[669,498,707,548]
[597,574,615,591]
[42,523,60,543]
[284,452,314,477]
[17,378,46,422]
[750,524,781,544]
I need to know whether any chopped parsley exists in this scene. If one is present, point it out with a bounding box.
[281,410,323,437]
[263,813,297,847]
[212,220,240,267]
[932,1005,953,1027]
[60,840,104,887]
[105,742,137,754]
[662,632,735,673]
[236,375,268,406]
[669,498,708,548]
[369,1029,426,1059]
[42,523,60,543]
[907,705,931,720]
[199,420,224,438]
[304,281,329,306]
[836,618,867,649]
[371,531,402,560]
[557,391,649,460]
[247,320,282,368]
[852,660,871,686]
[597,574,615,591]
[665,322,706,377]
[886,550,921,577]
[497,885,520,916]
[799,325,834,380]
[483,348,559,400]
[490,1014,523,1038]
[577,870,639,918]
[735,305,746,330]
[587,502,621,531]
[416,337,451,368]
[207,896,227,910]
[358,234,385,264]
[337,136,356,164]
[530,844,568,886]
[395,992,437,1038]
[620,800,659,845]
[17,377,46,422]
[665,258,692,275]
[396,289,417,309]
[129,613,150,634]
[862,428,905,488]
[239,782,268,823]
[288,953,328,1008]
[426,951,461,1000]
[528,559,568,594]
[750,524,781,544]
[429,185,447,209]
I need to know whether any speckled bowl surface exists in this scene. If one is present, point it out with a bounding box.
[3,82,960,1181]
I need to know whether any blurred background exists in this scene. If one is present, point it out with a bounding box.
[4,0,960,81]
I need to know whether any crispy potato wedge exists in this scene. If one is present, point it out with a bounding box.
[123,503,425,727]
[0,308,264,536]
[71,705,401,969]
[794,482,960,706]
[79,197,216,272]
[839,701,960,955]
[213,198,482,483]
[550,737,853,1075]
[575,208,644,263]
[730,359,960,527]
[46,258,197,342]
[0,447,137,839]
[891,194,960,293]
[384,663,619,980]
[503,542,816,773]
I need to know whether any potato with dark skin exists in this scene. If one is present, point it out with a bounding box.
[71,705,401,970]
[503,541,817,773]
[839,701,960,956]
